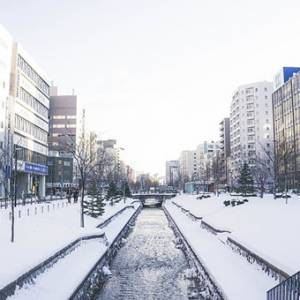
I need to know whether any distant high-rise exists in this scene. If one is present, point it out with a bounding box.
[165,160,180,187]
[179,150,197,182]
[48,86,77,152]
[219,118,230,184]
[46,87,77,193]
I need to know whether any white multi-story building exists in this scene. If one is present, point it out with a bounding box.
[0,25,13,197]
[10,43,50,198]
[196,141,220,182]
[0,24,50,198]
[230,81,274,182]
[179,150,197,182]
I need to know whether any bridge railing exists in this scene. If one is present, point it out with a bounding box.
[267,270,300,300]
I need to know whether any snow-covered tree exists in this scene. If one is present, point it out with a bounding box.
[238,163,254,196]
[84,180,105,218]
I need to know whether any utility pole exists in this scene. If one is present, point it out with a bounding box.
[14,146,18,207]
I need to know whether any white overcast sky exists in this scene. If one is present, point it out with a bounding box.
[1,0,300,176]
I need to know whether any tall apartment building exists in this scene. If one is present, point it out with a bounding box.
[47,87,77,193]
[0,25,13,197]
[272,67,300,189]
[219,118,231,184]
[179,150,197,182]
[165,160,180,187]
[196,141,220,183]
[230,81,274,183]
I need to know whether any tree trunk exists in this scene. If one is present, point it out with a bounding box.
[80,185,85,228]
[260,183,263,198]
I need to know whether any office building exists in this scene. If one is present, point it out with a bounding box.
[272,67,300,189]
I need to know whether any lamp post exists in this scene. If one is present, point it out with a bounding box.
[14,146,22,207]
[11,145,21,243]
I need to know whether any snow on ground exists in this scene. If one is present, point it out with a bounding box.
[164,201,277,300]
[172,193,300,275]
[0,198,137,289]
[8,239,107,300]
[7,204,139,300]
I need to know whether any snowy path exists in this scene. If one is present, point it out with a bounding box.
[8,239,107,300]
[164,201,277,300]
[0,199,137,289]
[6,204,140,299]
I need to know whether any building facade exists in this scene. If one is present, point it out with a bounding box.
[179,150,197,183]
[46,87,77,194]
[230,81,274,184]
[10,43,50,198]
[0,25,13,197]
[165,160,180,187]
[272,67,300,189]
[219,118,231,184]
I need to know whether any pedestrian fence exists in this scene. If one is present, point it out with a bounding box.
[6,200,76,221]
[267,270,300,300]
[0,196,70,209]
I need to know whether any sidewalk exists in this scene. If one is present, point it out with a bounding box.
[0,198,137,289]
[6,203,140,300]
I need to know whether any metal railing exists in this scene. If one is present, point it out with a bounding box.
[267,270,300,300]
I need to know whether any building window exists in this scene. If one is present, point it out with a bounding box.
[14,114,47,143]
[53,115,65,119]
[18,55,50,97]
[19,88,48,119]
[53,124,65,128]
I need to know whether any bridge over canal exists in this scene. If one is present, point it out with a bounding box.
[131,193,177,206]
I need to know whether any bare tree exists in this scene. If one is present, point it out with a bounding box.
[212,151,222,196]
[252,155,269,198]
[259,138,295,202]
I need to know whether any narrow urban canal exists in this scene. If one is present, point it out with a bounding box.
[96,205,194,300]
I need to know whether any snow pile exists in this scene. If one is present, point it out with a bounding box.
[171,193,300,275]
[0,198,138,289]
[165,201,277,300]
[7,239,107,300]
[102,266,112,276]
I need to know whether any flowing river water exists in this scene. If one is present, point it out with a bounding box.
[96,205,198,300]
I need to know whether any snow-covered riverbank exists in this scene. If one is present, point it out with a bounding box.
[0,198,139,290]
[172,193,300,275]
[164,198,277,300]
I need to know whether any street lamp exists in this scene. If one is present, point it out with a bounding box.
[14,146,22,207]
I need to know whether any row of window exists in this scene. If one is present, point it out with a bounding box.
[15,146,47,165]
[19,88,48,119]
[52,124,76,129]
[18,55,50,97]
[52,115,76,120]
[15,114,48,143]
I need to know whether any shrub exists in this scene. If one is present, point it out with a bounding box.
[223,200,230,207]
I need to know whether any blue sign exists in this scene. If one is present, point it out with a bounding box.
[283,67,300,83]
[5,165,11,178]
[24,162,48,175]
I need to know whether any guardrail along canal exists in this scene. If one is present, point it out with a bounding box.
[96,206,196,300]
